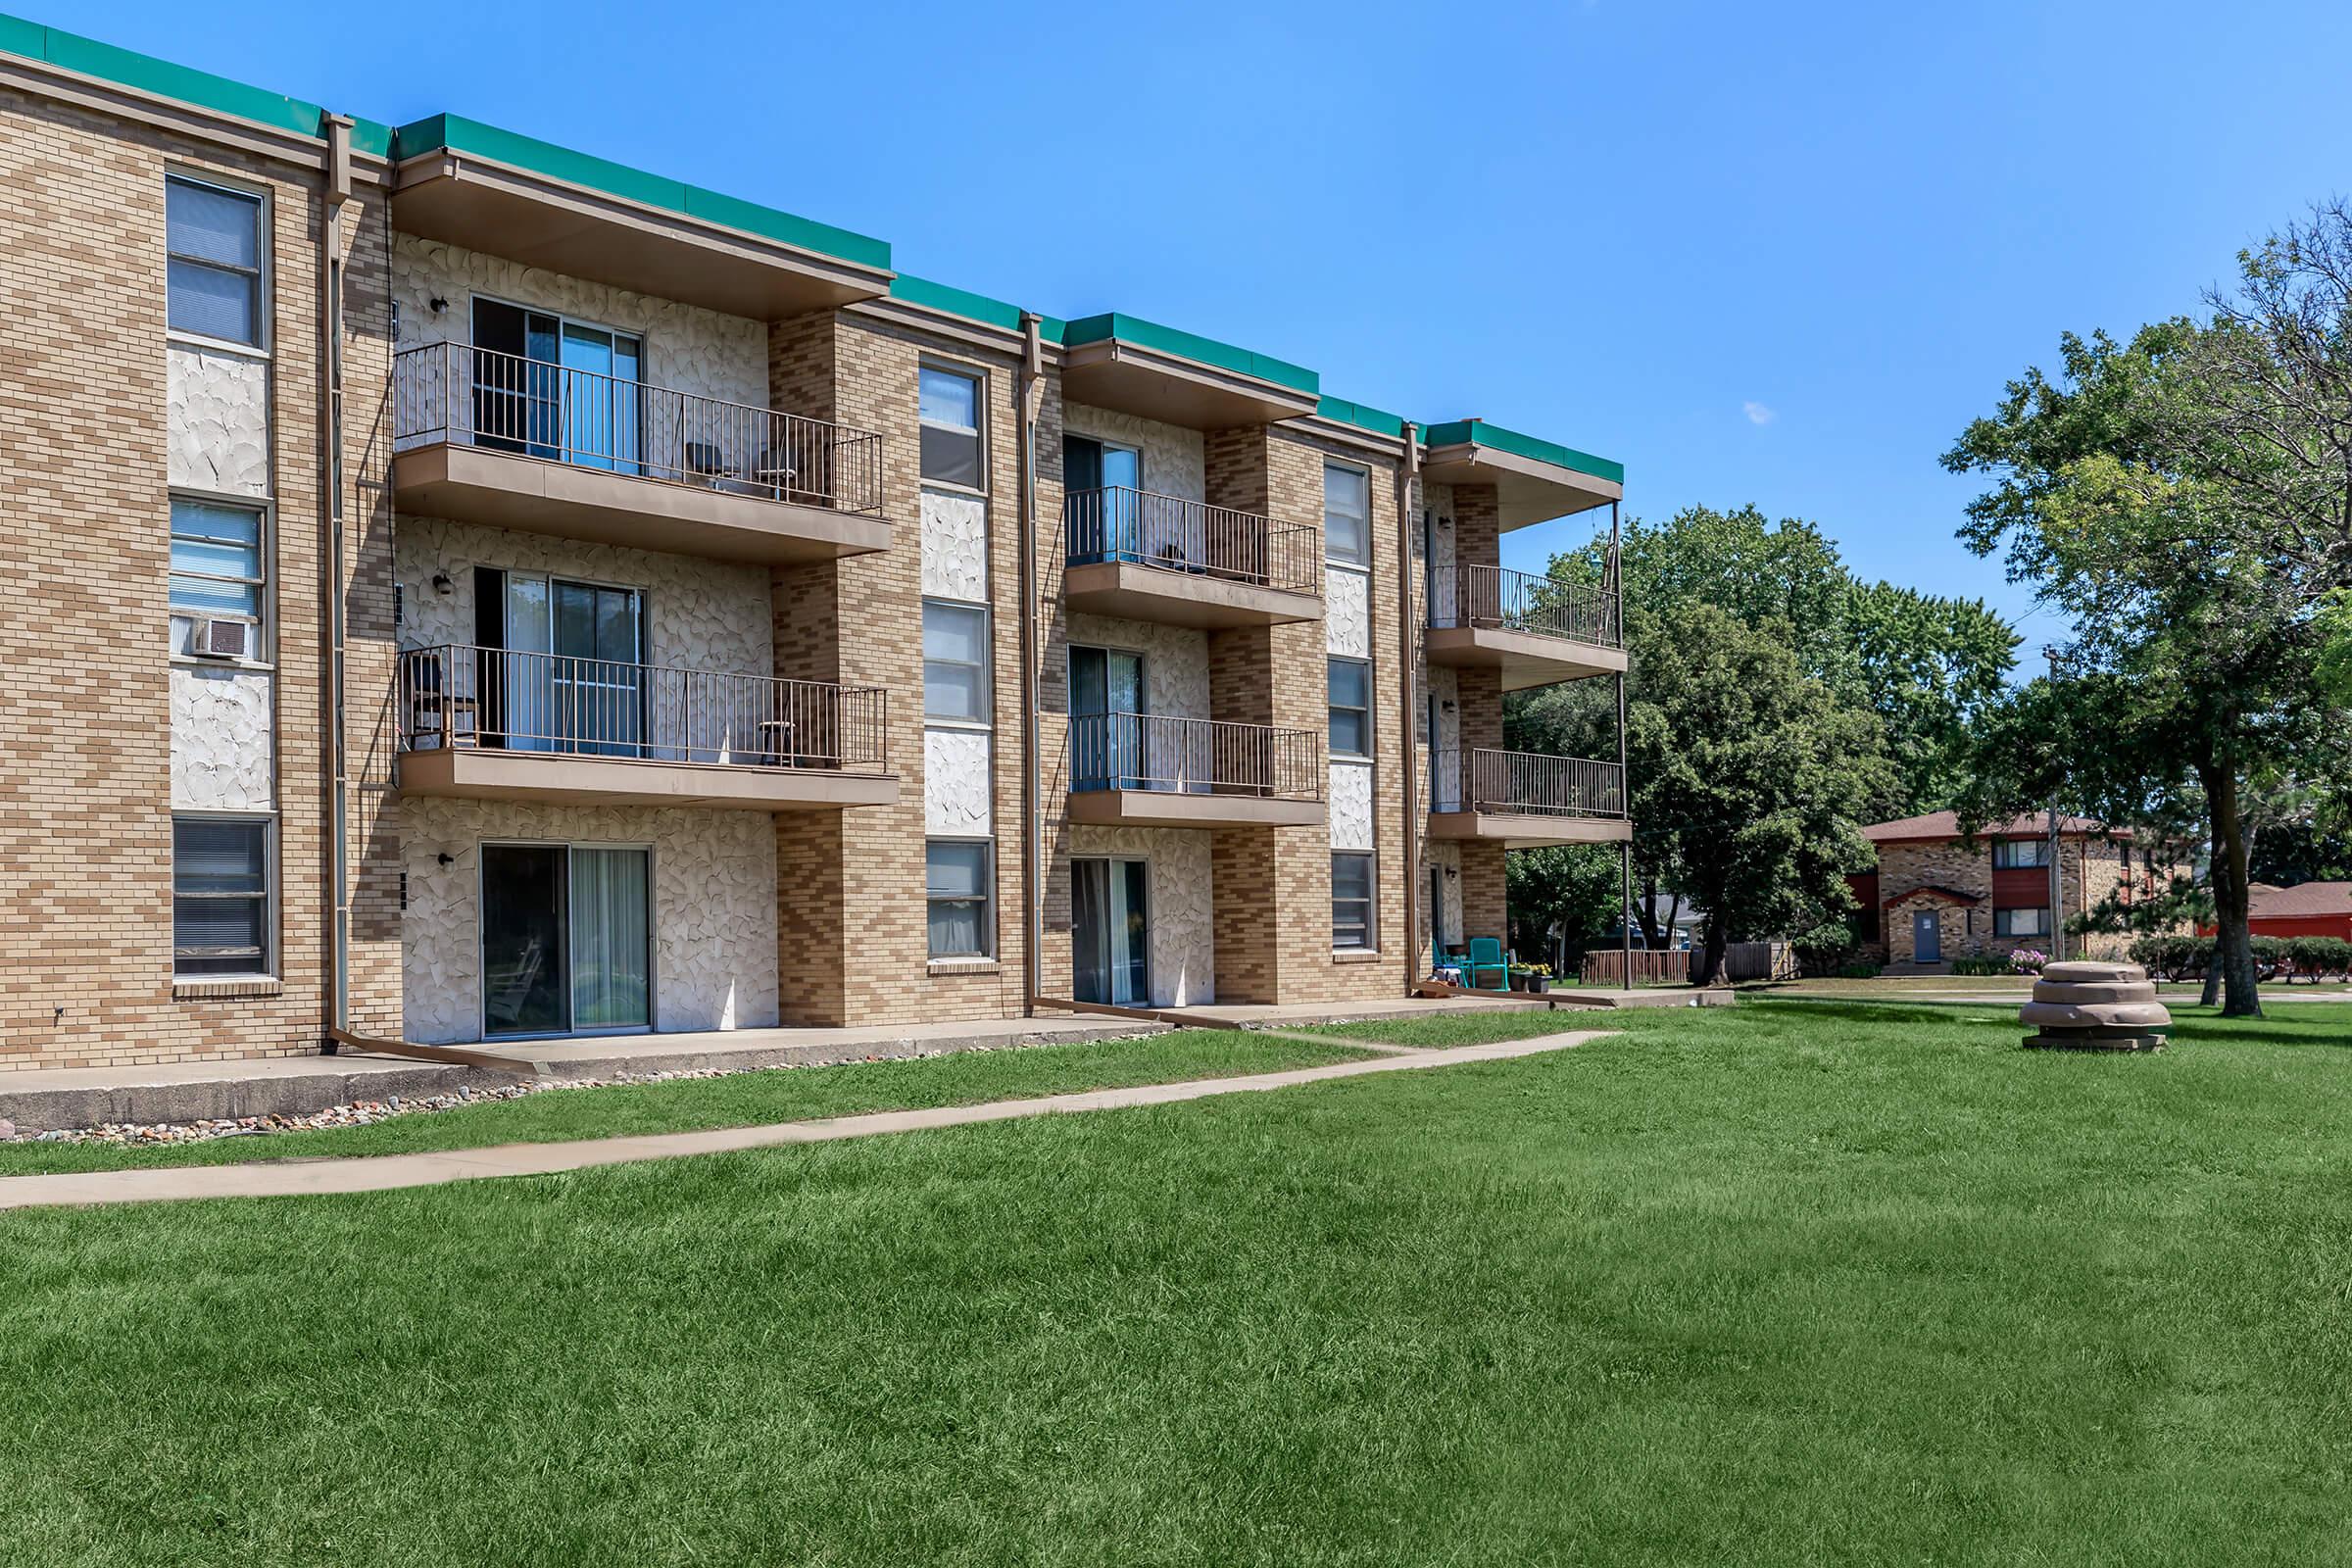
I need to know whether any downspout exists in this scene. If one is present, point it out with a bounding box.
[319,115,354,1041]
[1017,311,1044,1015]
[1396,422,1421,992]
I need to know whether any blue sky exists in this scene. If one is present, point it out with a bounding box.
[61,0,2352,647]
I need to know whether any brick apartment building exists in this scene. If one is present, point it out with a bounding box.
[0,17,1632,1071]
[1848,811,2180,968]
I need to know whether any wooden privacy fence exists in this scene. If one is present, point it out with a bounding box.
[1581,950,1691,986]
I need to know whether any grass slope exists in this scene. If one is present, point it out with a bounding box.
[5,1001,2351,1565]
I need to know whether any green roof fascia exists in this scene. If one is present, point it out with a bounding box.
[1062,312,1317,396]
[1421,417,1623,487]
[391,113,891,273]
[1313,396,1407,440]
[889,274,1065,342]
[0,13,338,141]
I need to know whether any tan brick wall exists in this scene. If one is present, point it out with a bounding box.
[0,91,395,1070]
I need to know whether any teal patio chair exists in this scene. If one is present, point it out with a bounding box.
[1463,937,1509,992]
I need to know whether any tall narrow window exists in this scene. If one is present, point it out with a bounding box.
[1328,657,1371,758]
[919,365,983,487]
[927,841,994,958]
[1333,853,1375,950]
[172,816,271,977]
[167,175,263,346]
[923,601,989,721]
[170,498,266,656]
[1324,461,1369,565]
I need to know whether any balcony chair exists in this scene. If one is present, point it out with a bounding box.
[1462,937,1510,992]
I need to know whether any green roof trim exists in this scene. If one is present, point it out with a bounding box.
[889,274,1065,342]
[1062,312,1317,395]
[1314,396,1406,440]
[0,12,334,140]
[1422,418,1623,487]
[390,113,891,273]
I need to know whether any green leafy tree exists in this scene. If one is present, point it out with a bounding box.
[1503,844,1624,973]
[1627,601,1896,985]
[1848,582,2019,810]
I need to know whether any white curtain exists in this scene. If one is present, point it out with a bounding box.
[569,848,650,1029]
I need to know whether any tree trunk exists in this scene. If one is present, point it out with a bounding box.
[1693,915,1729,988]
[2199,760,2264,1018]
[2199,854,2225,1007]
[1637,875,1662,950]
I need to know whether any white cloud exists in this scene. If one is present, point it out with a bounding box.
[1742,401,1776,426]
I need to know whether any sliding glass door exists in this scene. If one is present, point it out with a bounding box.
[471,298,642,472]
[1069,644,1144,790]
[481,843,651,1037]
[490,572,643,756]
[1072,858,1150,1006]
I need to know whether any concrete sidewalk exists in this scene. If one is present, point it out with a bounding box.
[0,1028,1605,1211]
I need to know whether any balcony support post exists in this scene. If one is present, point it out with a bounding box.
[1614,499,1632,992]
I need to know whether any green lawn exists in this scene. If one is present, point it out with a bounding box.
[7,1001,2352,1565]
[0,1029,1370,1177]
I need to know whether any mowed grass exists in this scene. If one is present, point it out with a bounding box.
[7,1000,2352,1565]
[0,1029,1371,1177]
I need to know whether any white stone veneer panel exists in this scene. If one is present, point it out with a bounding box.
[167,345,270,498]
[400,800,777,1044]
[1064,405,1205,501]
[926,728,993,836]
[1067,824,1214,1006]
[1423,479,1457,624]
[171,665,274,810]
[1427,840,1464,948]
[1327,565,1370,658]
[1062,614,1209,720]
[921,489,989,602]
[1329,760,1374,853]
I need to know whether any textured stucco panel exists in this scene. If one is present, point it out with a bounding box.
[1427,840,1464,948]
[1064,404,1205,501]
[400,799,778,1044]
[1326,564,1370,658]
[1068,824,1214,1006]
[170,665,274,810]
[925,728,993,836]
[920,487,989,602]
[1329,759,1374,853]
[1423,479,1456,624]
[1062,614,1209,719]
[166,344,270,498]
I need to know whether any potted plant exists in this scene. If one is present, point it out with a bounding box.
[1523,962,1552,995]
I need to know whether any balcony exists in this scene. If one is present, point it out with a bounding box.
[1066,713,1324,830]
[1063,489,1322,628]
[1427,749,1629,848]
[1425,564,1626,689]
[395,645,897,810]
[391,342,892,564]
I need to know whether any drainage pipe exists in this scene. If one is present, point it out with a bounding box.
[1017,312,1045,1015]
[1396,422,1422,993]
[319,114,354,1040]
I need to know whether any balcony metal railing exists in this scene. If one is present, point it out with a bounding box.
[1429,564,1620,649]
[1065,487,1321,596]
[397,644,889,772]
[1430,748,1625,817]
[392,341,886,515]
[1070,712,1322,801]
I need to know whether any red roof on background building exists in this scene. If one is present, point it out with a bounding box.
[2248,882,2352,920]
[1861,810,2128,845]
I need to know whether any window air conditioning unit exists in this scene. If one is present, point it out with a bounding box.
[193,618,251,660]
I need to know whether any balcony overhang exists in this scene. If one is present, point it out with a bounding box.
[1428,811,1631,851]
[1066,789,1325,831]
[392,443,892,564]
[400,748,899,811]
[1059,320,1320,430]
[389,149,893,321]
[1062,561,1322,629]
[1425,624,1627,690]
[1421,427,1623,530]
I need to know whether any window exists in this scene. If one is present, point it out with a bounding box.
[171,498,266,652]
[1993,838,2052,869]
[919,365,983,487]
[173,816,270,977]
[167,175,263,346]
[1994,906,2050,938]
[923,601,989,721]
[1333,853,1375,950]
[1328,657,1371,758]
[927,841,993,958]
[1324,461,1369,565]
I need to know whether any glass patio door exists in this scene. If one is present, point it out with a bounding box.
[480,844,651,1038]
[471,299,641,470]
[1063,437,1142,563]
[1072,858,1150,1006]
[551,580,643,757]
[1069,645,1145,790]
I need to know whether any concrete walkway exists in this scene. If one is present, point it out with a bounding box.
[0,1029,1605,1211]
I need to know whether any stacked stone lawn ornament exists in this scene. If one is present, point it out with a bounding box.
[2021,959,2173,1052]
